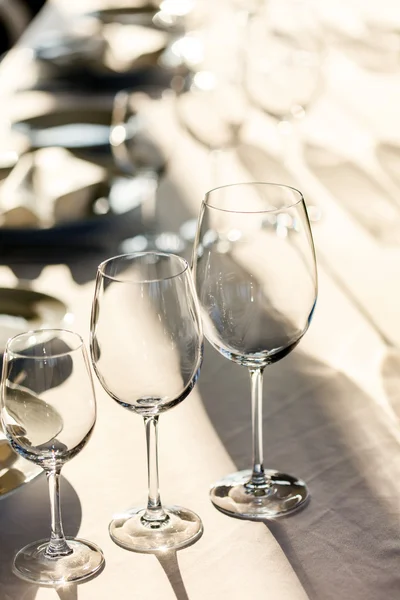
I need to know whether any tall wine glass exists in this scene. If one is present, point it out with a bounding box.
[90,251,203,552]
[0,329,104,585]
[192,182,317,519]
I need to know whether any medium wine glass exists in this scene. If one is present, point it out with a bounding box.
[192,182,317,519]
[90,251,203,552]
[0,329,104,585]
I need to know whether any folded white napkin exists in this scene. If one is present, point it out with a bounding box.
[0,153,39,227]
[0,148,106,228]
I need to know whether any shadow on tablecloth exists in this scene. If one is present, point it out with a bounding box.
[0,474,82,599]
[303,143,400,247]
[198,341,400,600]
[155,551,190,600]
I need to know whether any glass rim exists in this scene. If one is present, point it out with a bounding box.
[204,181,305,213]
[4,328,85,359]
[97,251,190,284]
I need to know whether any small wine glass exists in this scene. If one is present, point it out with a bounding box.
[90,251,203,552]
[0,329,104,585]
[192,182,317,519]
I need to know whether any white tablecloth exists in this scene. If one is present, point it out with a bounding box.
[0,1,400,599]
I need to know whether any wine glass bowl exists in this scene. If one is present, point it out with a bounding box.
[0,329,104,585]
[193,182,317,519]
[246,18,323,129]
[90,252,203,552]
[177,70,246,152]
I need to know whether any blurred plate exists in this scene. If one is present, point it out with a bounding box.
[89,5,160,24]
[0,287,69,353]
[12,106,113,152]
[33,14,176,78]
[0,174,144,252]
[89,5,184,34]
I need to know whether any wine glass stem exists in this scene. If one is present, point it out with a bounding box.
[143,416,168,524]
[140,170,158,230]
[248,367,267,489]
[45,467,72,557]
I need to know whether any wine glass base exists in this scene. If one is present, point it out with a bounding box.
[210,469,309,520]
[13,538,105,586]
[109,505,203,553]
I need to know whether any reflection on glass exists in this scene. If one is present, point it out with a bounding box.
[0,329,104,585]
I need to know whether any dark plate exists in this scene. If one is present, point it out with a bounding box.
[0,175,144,252]
[12,105,113,152]
[0,287,69,352]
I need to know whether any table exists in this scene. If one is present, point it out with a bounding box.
[0,1,400,599]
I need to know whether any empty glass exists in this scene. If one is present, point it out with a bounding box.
[246,2,324,131]
[192,182,317,519]
[0,329,104,585]
[110,88,168,230]
[90,252,203,552]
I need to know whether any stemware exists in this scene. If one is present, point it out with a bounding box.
[90,251,203,552]
[110,89,187,254]
[192,182,317,519]
[177,60,246,154]
[110,88,167,227]
[175,5,248,187]
[245,9,324,225]
[110,88,185,254]
[246,1,324,136]
[0,329,104,585]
